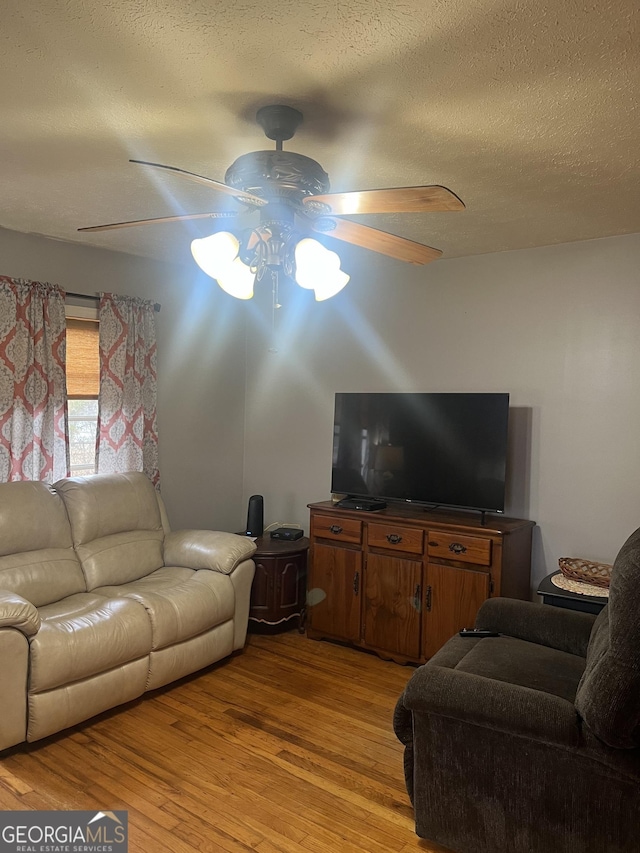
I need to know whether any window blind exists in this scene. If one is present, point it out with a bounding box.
[66,318,99,397]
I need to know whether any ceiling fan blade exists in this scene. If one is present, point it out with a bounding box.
[303,185,464,215]
[130,160,267,208]
[78,211,238,233]
[311,217,442,265]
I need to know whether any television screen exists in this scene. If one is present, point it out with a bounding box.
[331,392,510,513]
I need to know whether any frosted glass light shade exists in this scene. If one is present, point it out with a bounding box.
[293,238,320,289]
[294,238,350,301]
[191,231,255,299]
[312,268,350,301]
[191,231,239,277]
[216,257,255,300]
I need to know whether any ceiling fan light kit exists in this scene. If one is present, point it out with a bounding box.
[79,104,464,302]
[190,227,349,302]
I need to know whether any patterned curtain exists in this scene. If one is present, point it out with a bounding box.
[0,276,69,482]
[96,292,159,486]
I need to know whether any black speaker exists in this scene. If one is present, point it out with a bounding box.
[245,494,264,537]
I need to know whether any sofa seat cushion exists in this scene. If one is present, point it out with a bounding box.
[30,594,152,693]
[94,566,235,651]
[453,635,587,703]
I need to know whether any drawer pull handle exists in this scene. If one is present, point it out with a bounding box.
[449,542,467,554]
[386,533,403,545]
[329,524,343,535]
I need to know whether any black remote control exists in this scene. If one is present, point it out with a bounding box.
[459,628,500,637]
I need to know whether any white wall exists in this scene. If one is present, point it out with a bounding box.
[242,233,640,592]
[3,224,638,589]
[0,226,247,531]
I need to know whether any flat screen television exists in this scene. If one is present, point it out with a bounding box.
[331,392,510,513]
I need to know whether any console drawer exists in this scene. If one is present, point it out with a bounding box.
[427,531,492,566]
[313,514,362,544]
[367,522,423,555]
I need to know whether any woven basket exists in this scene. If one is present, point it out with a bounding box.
[558,557,613,589]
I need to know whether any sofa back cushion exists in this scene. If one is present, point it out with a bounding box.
[575,526,640,748]
[0,481,86,606]
[53,472,164,590]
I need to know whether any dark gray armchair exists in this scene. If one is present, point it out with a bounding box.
[394,527,640,853]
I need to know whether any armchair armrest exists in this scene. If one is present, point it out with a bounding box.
[163,530,257,574]
[402,663,580,748]
[0,590,41,636]
[475,597,597,657]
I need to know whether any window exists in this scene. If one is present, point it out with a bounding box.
[67,398,99,475]
[65,311,100,475]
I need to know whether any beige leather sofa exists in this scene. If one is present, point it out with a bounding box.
[0,472,256,751]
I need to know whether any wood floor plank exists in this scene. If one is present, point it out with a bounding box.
[0,632,449,853]
[0,762,33,795]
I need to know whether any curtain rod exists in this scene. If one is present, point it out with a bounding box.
[65,291,161,312]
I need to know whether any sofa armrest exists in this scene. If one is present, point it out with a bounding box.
[163,530,257,574]
[0,627,30,750]
[401,663,580,748]
[0,590,41,636]
[475,597,597,657]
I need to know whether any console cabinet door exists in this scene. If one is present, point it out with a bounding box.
[363,554,422,660]
[423,563,490,659]
[307,542,361,642]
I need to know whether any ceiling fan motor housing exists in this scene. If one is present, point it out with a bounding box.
[80,102,461,271]
[256,105,303,142]
[224,151,330,201]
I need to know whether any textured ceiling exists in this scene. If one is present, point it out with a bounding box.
[1,0,638,269]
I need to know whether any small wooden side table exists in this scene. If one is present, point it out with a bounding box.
[537,571,607,615]
[248,535,309,632]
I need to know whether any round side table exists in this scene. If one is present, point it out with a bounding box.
[248,535,309,633]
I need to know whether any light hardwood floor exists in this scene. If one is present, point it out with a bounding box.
[0,632,451,853]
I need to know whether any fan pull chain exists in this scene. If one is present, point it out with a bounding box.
[268,269,281,353]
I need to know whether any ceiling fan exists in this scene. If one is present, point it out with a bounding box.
[79,105,465,300]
